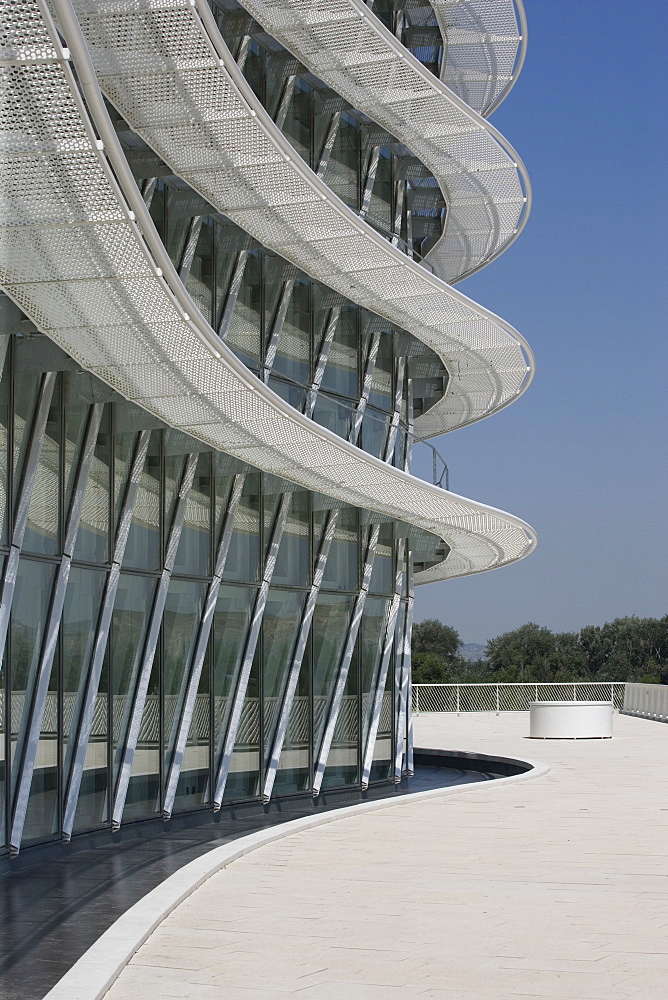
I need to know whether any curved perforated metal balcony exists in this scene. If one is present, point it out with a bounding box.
[0,0,536,586]
[64,0,533,442]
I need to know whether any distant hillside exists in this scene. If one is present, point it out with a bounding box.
[459,643,488,662]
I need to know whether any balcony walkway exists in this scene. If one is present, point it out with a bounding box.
[102,712,667,1000]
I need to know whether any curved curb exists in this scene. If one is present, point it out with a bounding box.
[43,754,550,1000]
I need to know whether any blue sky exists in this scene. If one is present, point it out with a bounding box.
[413,0,668,643]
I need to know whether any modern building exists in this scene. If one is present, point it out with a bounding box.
[0,0,535,858]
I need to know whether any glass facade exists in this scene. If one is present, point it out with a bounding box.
[0,315,442,854]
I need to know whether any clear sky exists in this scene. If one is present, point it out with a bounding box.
[413,0,668,643]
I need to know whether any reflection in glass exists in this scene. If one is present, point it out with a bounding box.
[173,451,211,577]
[320,505,358,592]
[62,566,107,832]
[311,592,357,772]
[360,596,390,780]
[262,588,306,793]
[111,573,156,821]
[212,584,256,799]
[0,346,9,546]
[123,430,161,571]
[24,381,60,556]
[163,579,207,810]
[370,523,393,595]
[222,473,260,582]
[73,404,110,564]
[272,491,309,588]
[11,558,57,844]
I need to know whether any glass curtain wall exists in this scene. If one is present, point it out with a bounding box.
[0,302,428,852]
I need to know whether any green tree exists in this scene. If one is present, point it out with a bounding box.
[579,616,668,683]
[411,619,466,683]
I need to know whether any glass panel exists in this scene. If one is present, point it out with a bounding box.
[62,566,108,832]
[0,345,9,546]
[321,505,358,592]
[272,280,310,385]
[312,393,353,440]
[267,376,305,412]
[367,147,392,233]
[272,491,309,588]
[370,645,393,783]
[212,584,257,800]
[262,588,305,793]
[185,218,214,325]
[11,557,57,844]
[226,250,261,370]
[361,407,389,460]
[163,578,207,811]
[222,472,260,583]
[166,188,191,266]
[12,372,39,495]
[325,112,359,209]
[312,593,352,747]
[0,554,4,847]
[283,77,311,164]
[73,404,110,564]
[360,595,389,771]
[123,429,161,571]
[173,451,211,577]
[370,524,393,594]
[369,333,394,411]
[148,179,165,241]
[126,658,160,822]
[320,306,358,399]
[173,647,210,811]
[324,650,359,789]
[110,573,157,821]
[24,378,60,556]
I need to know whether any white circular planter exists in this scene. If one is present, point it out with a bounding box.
[529,701,613,739]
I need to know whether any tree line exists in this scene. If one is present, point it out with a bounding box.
[411,616,668,685]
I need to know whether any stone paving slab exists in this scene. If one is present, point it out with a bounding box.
[103,712,668,1000]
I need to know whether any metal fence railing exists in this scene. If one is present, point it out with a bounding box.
[622,682,668,722]
[412,682,627,714]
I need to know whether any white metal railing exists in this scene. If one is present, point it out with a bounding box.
[622,683,668,722]
[412,682,627,714]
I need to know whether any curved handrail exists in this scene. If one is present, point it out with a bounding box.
[68,0,533,441]
[2,0,537,588]
[230,0,531,284]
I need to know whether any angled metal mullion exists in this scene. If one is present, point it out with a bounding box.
[312,523,379,797]
[394,560,414,781]
[350,329,380,446]
[235,34,252,71]
[404,375,414,472]
[141,176,157,207]
[360,145,381,218]
[361,538,405,789]
[262,278,294,384]
[392,180,405,247]
[0,371,56,671]
[262,507,338,803]
[162,473,245,819]
[62,428,151,840]
[212,491,291,809]
[111,451,199,829]
[305,305,340,418]
[384,354,405,463]
[273,74,296,131]
[316,111,341,178]
[178,215,203,282]
[9,403,104,854]
[217,249,248,342]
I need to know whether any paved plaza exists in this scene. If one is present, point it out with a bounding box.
[102,712,667,1000]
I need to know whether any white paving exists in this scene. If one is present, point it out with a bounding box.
[103,712,668,1000]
